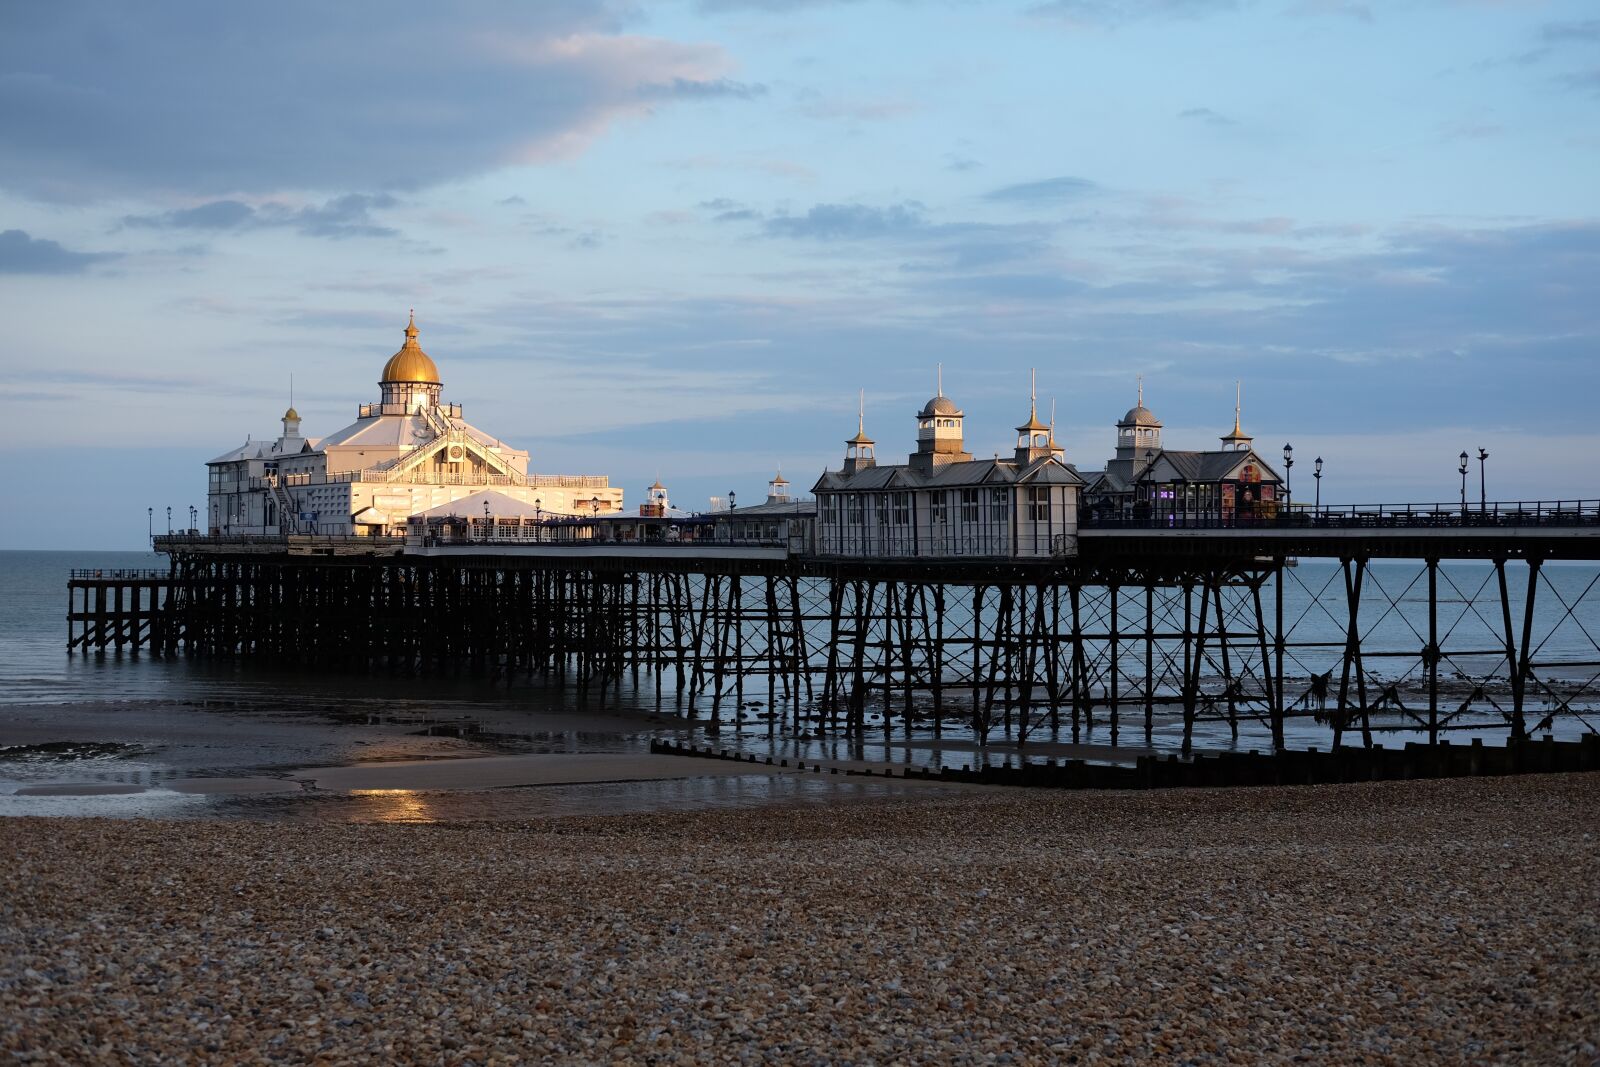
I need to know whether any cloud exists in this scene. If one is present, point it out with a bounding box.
[1178,106,1236,126]
[763,202,927,239]
[1557,68,1600,96]
[122,194,401,239]
[983,176,1099,203]
[0,228,118,273]
[1029,0,1239,26]
[1287,0,1373,22]
[0,3,748,201]
[638,77,766,100]
[1541,20,1600,43]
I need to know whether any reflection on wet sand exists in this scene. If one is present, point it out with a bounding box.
[348,788,436,824]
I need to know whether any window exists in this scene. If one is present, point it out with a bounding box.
[961,489,979,523]
[1028,487,1050,521]
[892,492,911,525]
[931,492,948,524]
[847,494,862,525]
[991,489,1010,520]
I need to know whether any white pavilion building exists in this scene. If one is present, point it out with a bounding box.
[206,315,622,536]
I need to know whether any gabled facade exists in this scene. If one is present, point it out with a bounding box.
[1080,382,1283,523]
[813,386,1082,559]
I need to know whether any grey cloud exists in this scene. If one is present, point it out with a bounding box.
[764,202,926,239]
[0,2,745,201]
[696,0,860,9]
[1542,20,1600,43]
[122,194,400,239]
[984,176,1099,203]
[698,198,742,210]
[714,209,761,222]
[497,195,528,207]
[639,77,767,100]
[1178,107,1236,126]
[1557,68,1600,96]
[1287,0,1372,22]
[1029,0,1238,25]
[0,228,118,273]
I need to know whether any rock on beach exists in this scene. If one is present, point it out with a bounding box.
[1,774,1596,1064]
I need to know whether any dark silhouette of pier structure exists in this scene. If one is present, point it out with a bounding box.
[71,500,1600,757]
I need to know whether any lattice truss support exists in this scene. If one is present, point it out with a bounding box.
[158,554,1598,749]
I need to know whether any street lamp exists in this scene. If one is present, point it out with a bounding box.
[1458,451,1469,513]
[1282,443,1294,513]
[728,490,737,511]
[590,495,601,516]
[166,506,172,535]
[1477,448,1488,512]
[1313,457,1323,513]
[147,507,153,544]
[483,500,491,540]
[189,505,197,532]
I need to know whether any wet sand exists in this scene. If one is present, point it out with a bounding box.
[2,773,1596,1064]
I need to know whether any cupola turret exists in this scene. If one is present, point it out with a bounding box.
[1014,369,1055,466]
[378,311,443,414]
[1220,381,1252,452]
[1115,375,1162,462]
[910,365,973,474]
[844,390,877,475]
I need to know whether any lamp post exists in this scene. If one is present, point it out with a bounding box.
[729,490,737,512]
[590,496,600,516]
[1313,457,1323,514]
[166,506,172,535]
[1458,451,1469,514]
[1282,443,1294,515]
[189,505,197,533]
[1477,448,1488,512]
[147,507,153,544]
[483,500,491,541]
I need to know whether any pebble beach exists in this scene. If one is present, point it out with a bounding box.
[3,773,1597,1065]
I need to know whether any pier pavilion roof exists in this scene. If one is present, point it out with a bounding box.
[1141,448,1280,485]
[814,455,1082,493]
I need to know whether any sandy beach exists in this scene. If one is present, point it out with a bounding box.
[2,773,1596,1064]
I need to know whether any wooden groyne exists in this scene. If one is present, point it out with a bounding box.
[650,734,1600,789]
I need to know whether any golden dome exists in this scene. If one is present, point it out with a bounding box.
[283,406,299,420]
[380,311,441,384]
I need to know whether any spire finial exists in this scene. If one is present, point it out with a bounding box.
[1137,373,1143,408]
[1049,397,1057,444]
[1234,379,1242,434]
[858,388,865,434]
[405,309,418,341]
[1030,368,1037,418]
[937,363,943,398]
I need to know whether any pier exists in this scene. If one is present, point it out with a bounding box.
[67,498,1600,759]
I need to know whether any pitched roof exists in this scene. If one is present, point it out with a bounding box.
[813,457,1082,493]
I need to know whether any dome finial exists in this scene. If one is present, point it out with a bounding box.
[1233,379,1242,435]
[1137,373,1143,408]
[405,309,418,340]
[936,362,943,398]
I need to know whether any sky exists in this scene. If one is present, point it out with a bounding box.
[1,0,1597,549]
